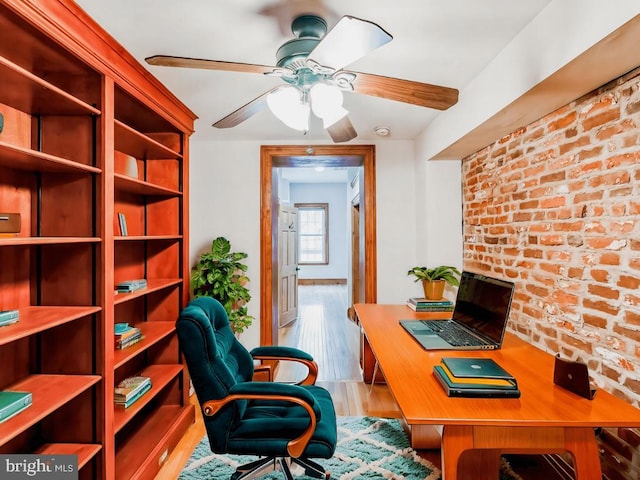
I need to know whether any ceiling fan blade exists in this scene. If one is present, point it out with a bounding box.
[213,88,278,128]
[146,55,274,75]
[350,71,459,110]
[327,116,357,143]
[307,16,392,71]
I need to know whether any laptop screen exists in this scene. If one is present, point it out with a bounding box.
[452,272,515,345]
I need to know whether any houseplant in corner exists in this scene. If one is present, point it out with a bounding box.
[407,265,462,300]
[191,236,255,334]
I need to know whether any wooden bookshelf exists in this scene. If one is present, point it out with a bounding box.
[0,1,196,479]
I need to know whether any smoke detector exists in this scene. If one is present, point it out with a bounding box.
[374,126,391,137]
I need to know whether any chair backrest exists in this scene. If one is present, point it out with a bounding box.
[176,296,254,451]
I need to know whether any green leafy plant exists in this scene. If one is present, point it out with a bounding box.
[407,265,462,286]
[191,237,254,334]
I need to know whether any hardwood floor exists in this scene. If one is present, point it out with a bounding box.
[154,286,559,479]
[277,285,361,382]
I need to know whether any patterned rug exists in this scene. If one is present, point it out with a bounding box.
[180,416,523,479]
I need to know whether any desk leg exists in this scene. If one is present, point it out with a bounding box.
[565,428,601,480]
[441,425,601,480]
[441,426,501,480]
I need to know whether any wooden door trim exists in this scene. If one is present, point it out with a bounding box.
[260,144,377,346]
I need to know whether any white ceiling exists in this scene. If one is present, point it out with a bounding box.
[75,0,554,144]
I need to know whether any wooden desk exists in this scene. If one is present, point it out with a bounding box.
[354,303,640,480]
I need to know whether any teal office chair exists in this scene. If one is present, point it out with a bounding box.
[176,297,337,479]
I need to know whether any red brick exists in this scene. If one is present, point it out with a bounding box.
[548,111,577,131]
[540,235,564,245]
[618,275,640,290]
[599,253,621,265]
[586,237,626,250]
[581,108,621,131]
[607,152,640,168]
[588,284,620,300]
[591,269,610,282]
[583,298,619,316]
[589,171,631,188]
[559,136,590,155]
[540,196,566,208]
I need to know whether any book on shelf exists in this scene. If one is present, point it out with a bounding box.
[0,309,19,327]
[116,279,147,293]
[432,357,520,398]
[115,375,152,408]
[117,212,128,236]
[115,332,144,350]
[114,323,144,350]
[0,391,32,423]
[116,382,152,408]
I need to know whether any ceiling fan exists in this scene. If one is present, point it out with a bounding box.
[146,14,459,143]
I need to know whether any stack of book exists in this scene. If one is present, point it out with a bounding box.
[433,357,521,398]
[406,297,454,312]
[114,323,144,350]
[0,309,19,327]
[114,375,152,408]
[116,279,147,293]
[0,391,32,423]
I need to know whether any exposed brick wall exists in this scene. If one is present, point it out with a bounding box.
[462,67,640,479]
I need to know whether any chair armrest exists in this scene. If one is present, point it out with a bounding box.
[201,381,320,458]
[250,346,318,385]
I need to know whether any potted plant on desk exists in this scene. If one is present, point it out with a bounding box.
[407,265,461,300]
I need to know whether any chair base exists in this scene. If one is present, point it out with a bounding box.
[231,456,330,480]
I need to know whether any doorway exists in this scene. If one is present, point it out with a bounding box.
[259,144,377,346]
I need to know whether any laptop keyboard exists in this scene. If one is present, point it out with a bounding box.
[421,320,485,347]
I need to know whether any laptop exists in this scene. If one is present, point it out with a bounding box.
[400,271,515,350]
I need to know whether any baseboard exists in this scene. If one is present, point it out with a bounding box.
[298,279,347,285]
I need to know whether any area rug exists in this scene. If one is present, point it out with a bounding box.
[179,416,522,479]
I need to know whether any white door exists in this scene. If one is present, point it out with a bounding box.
[278,204,299,327]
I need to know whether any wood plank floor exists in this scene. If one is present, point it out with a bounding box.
[276,285,361,383]
[154,286,559,479]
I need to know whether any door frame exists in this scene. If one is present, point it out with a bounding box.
[260,144,377,346]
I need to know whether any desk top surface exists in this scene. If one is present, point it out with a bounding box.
[354,303,640,427]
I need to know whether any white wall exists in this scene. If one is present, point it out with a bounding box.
[189,140,463,348]
[289,182,348,280]
[418,0,640,160]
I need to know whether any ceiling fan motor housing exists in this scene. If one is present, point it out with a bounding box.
[275,15,327,70]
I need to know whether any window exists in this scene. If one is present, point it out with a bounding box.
[296,203,328,265]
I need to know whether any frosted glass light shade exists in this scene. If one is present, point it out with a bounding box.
[267,86,310,131]
[310,83,348,128]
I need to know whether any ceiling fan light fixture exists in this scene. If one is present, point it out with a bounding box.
[309,83,349,128]
[267,86,310,131]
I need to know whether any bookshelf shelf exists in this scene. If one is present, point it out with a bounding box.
[115,404,194,479]
[114,173,182,197]
[0,2,194,478]
[113,279,182,305]
[0,374,100,446]
[0,55,101,116]
[0,237,101,246]
[35,444,102,470]
[114,120,183,160]
[0,306,101,346]
[113,364,184,433]
[113,321,176,368]
[114,235,182,242]
[0,141,102,174]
